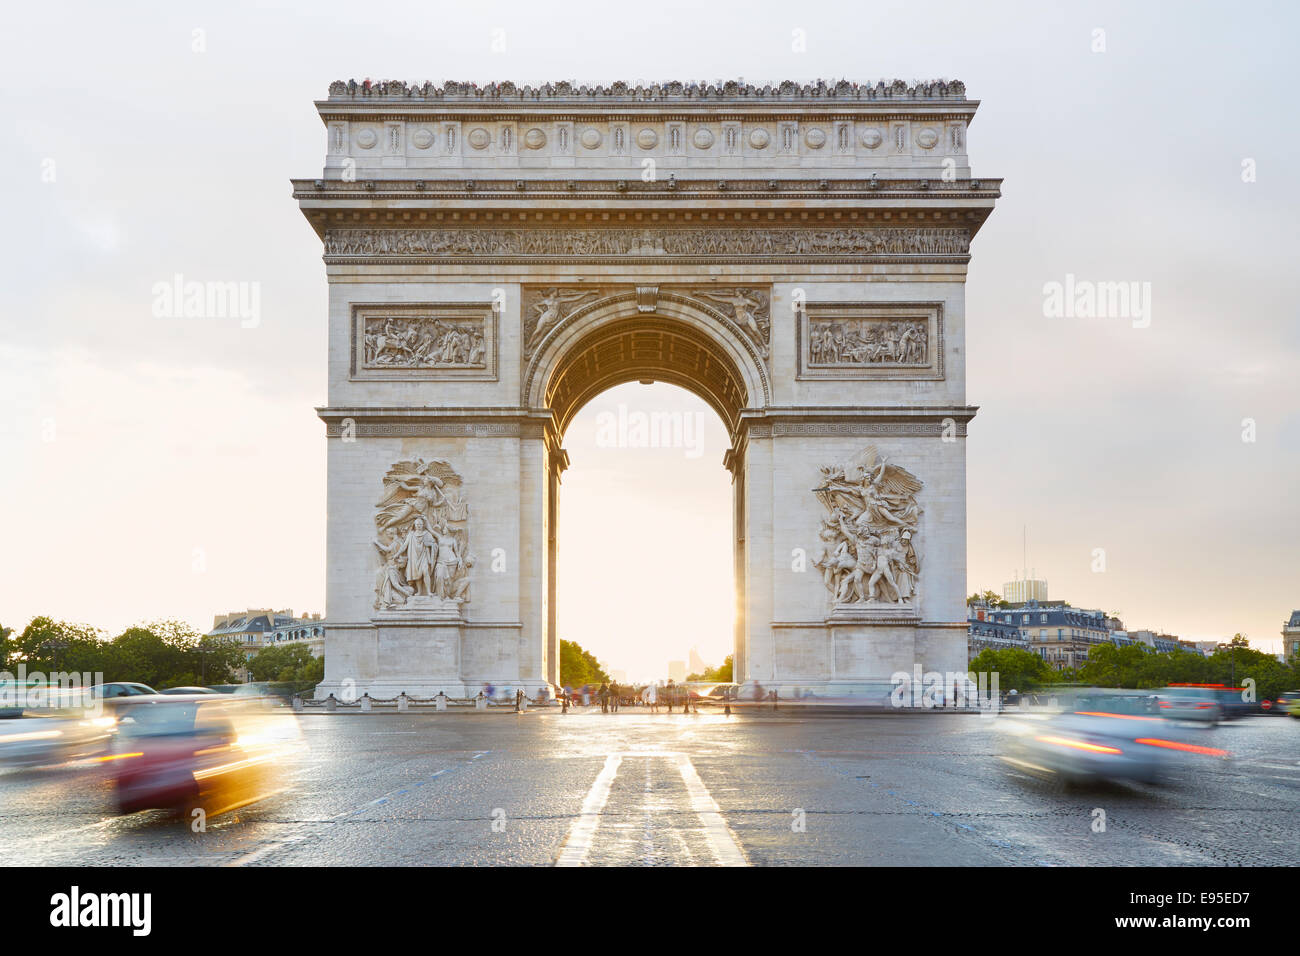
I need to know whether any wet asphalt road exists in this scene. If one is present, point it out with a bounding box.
[2,709,1297,866]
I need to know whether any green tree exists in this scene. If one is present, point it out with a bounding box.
[688,654,734,682]
[13,617,110,674]
[105,620,246,688]
[559,639,608,688]
[1208,643,1292,701]
[968,647,1057,692]
[248,644,323,683]
[967,590,1005,608]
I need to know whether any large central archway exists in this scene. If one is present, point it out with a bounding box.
[528,295,768,688]
[298,77,999,701]
[557,379,735,685]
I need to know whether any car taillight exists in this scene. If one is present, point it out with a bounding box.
[1135,737,1229,757]
[1035,734,1122,755]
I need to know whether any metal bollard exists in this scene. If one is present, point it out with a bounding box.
[436,692,447,712]
[397,692,409,713]
[360,694,372,713]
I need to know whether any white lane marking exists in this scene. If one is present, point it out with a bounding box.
[641,760,655,865]
[555,752,750,867]
[555,754,623,867]
[674,754,749,867]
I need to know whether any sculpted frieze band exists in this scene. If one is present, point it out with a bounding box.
[323,227,970,259]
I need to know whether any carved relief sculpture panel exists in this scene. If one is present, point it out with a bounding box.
[373,459,474,614]
[813,446,923,612]
[797,302,944,381]
[351,303,497,380]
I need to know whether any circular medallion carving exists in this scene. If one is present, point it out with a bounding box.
[636,127,658,149]
[580,127,602,149]
[748,127,770,149]
[524,128,547,149]
[692,127,715,149]
[356,128,377,149]
[410,128,435,149]
[916,127,939,149]
[804,128,827,149]
[860,128,883,149]
[467,127,491,150]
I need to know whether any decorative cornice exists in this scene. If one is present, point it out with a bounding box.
[740,405,977,438]
[292,177,1001,201]
[325,78,968,104]
[317,406,554,439]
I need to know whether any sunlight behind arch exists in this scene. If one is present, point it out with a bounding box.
[557,382,734,684]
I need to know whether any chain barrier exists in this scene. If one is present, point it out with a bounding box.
[296,691,556,708]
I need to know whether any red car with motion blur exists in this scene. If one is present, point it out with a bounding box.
[108,694,301,817]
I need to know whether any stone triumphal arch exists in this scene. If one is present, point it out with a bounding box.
[294,79,1000,700]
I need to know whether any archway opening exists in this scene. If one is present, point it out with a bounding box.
[558,381,734,686]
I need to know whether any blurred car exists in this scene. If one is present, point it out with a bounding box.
[90,682,158,700]
[1276,690,1300,718]
[109,695,302,816]
[230,682,295,708]
[1001,692,1229,786]
[0,711,116,766]
[1156,686,1222,723]
[158,686,218,696]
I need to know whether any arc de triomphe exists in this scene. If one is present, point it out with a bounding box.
[293,79,999,701]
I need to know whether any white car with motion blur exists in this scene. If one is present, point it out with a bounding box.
[1000,691,1229,786]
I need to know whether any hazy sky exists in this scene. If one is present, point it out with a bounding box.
[2,0,1297,678]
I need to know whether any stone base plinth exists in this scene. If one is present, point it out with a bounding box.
[313,619,554,701]
[374,596,464,622]
[826,602,921,625]
[745,620,967,700]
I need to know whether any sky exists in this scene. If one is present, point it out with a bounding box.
[1,0,1297,679]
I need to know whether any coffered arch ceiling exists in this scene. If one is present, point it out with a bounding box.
[527,295,770,439]
[546,318,747,437]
